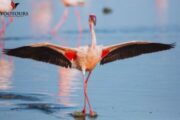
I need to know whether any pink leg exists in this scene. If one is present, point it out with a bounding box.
[0,17,14,61]
[0,16,13,37]
[6,16,13,27]
[82,76,87,114]
[0,17,6,37]
[82,71,95,117]
[6,17,13,62]
[74,8,82,46]
[0,17,5,55]
[51,8,69,35]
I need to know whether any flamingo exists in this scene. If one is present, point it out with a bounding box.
[51,0,85,36]
[3,14,175,117]
[0,0,19,36]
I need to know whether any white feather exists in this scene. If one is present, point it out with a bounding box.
[0,0,12,12]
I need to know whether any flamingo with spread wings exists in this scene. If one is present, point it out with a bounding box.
[3,14,175,117]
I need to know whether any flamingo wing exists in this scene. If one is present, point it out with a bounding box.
[100,41,175,65]
[3,43,77,68]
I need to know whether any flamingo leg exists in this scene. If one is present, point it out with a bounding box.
[82,75,87,114]
[0,16,6,37]
[51,8,69,35]
[0,16,13,37]
[82,71,95,117]
[74,7,82,46]
[0,17,5,58]
[0,15,14,61]
[0,16,13,60]
[6,16,13,27]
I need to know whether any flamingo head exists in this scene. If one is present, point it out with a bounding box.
[89,14,96,26]
[11,1,19,10]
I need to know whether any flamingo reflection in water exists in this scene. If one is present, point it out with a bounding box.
[0,58,13,90]
[0,33,13,91]
[58,67,81,106]
[51,0,85,34]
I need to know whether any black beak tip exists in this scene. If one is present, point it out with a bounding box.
[15,3,20,7]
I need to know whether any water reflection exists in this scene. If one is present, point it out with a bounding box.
[58,67,81,106]
[0,92,41,101]
[0,59,13,90]
[0,35,13,90]
[12,103,71,114]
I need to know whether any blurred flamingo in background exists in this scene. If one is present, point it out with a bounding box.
[0,0,19,36]
[51,0,85,34]
[0,0,17,83]
[3,14,175,117]
[51,0,85,45]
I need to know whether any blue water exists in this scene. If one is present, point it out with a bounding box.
[0,0,180,120]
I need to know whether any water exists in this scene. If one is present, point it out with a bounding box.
[0,0,180,120]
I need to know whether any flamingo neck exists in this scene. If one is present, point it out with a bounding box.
[90,23,96,48]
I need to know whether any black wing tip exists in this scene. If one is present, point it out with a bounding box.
[2,49,10,55]
[159,42,176,50]
[100,61,106,65]
[169,42,176,48]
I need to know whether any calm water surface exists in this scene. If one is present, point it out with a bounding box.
[0,0,180,120]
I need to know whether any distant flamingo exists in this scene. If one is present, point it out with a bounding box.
[0,0,16,90]
[51,0,85,37]
[0,0,19,36]
[3,14,175,117]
